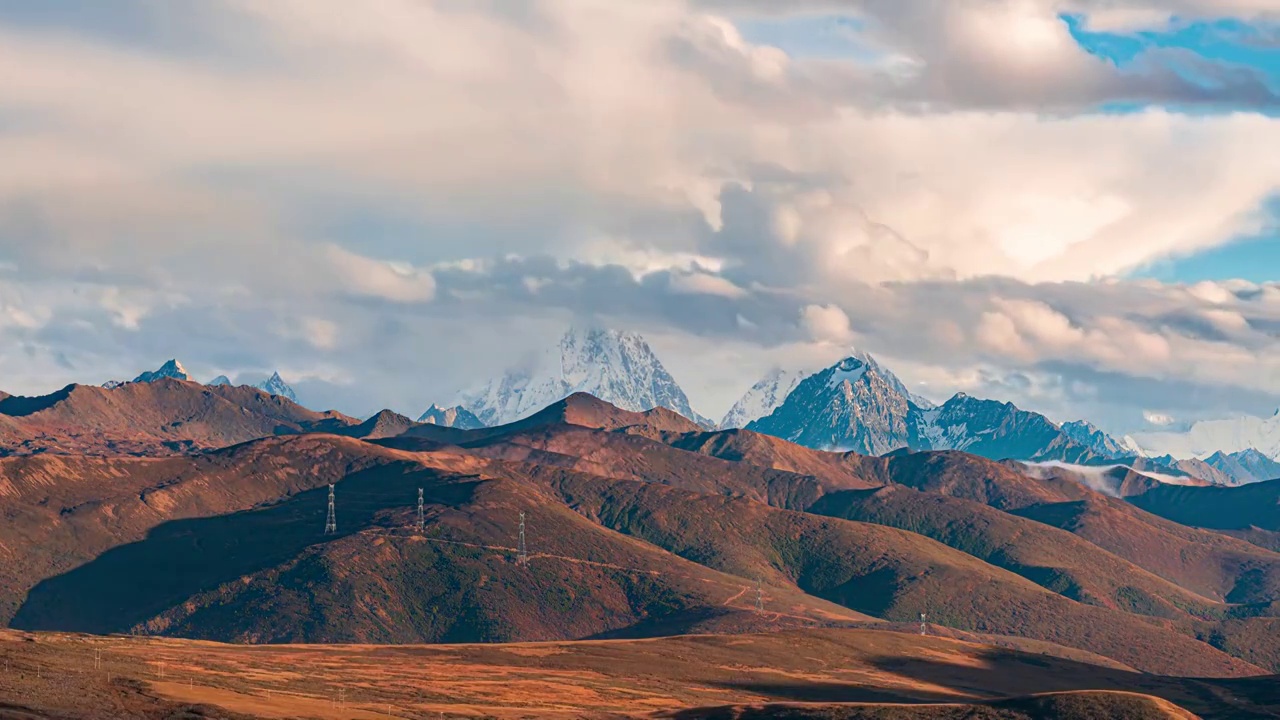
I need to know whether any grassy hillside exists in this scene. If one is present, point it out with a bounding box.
[12,462,863,643]
[538,471,1261,677]
[0,435,413,624]
[7,392,1280,683]
[1014,495,1280,605]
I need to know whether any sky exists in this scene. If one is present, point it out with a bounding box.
[0,0,1279,434]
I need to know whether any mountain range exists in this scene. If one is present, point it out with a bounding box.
[106,361,300,404]
[68,334,1280,486]
[6,377,1280,692]
[417,403,484,429]
[745,354,1105,465]
[438,331,1278,483]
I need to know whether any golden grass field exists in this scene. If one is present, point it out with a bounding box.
[2,626,1276,719]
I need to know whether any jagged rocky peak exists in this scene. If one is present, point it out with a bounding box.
[719,351,911,431]
[1059,420,1134,459]
[254,372,297,402]
[746,351,1100,463]
[417,403,484,430]
[1203,448,1280,485]
[131,359,192,384]
[457,326,707,427]
[746,352,917,455]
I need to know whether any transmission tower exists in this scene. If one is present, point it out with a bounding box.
[754,579,764,614]
[919,612,928,636]
[417,484,427,530]
[324,484,337,534]
[517,512,528,565]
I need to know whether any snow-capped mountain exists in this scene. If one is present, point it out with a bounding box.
[417,404,484,429]
[458,327,708,426]
[915,394,1100,463]
[718,368,808,430]
[131,359,192,384]
[747,353,1100,463]
[254,372,297,402]
[1060,420,1143,459]
[1129,410,1280,461]
[747,355,916,455]
[208,375,232,386]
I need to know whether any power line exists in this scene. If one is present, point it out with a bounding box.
[324,484,337,535]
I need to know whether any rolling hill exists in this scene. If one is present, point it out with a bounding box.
[5,388,1280,684]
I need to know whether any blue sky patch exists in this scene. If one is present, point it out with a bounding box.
[1067,14,1280,99]
[1132,198,1280,283]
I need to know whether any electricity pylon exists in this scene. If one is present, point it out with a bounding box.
[324,484,337,534]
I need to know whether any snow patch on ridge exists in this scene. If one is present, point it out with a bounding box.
[826,357,868,390]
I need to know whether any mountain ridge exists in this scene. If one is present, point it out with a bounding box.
[745,355,1102,464]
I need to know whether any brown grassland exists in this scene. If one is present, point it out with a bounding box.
[3,626,1276,719]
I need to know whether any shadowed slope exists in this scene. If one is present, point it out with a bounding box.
[535,471,1262,677]
[1012,494,1280,605]
[1128,478,1280,536]
[9,445,864,643]
[0,435,407,624]
[663,692,1199,720]
[809,485,1225,618]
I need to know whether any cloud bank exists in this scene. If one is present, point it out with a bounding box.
[0,0,1277,428]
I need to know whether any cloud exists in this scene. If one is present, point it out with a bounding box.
[1144,410,1178,426]
[323,245,436,304]
[668,271,749,298]
[696,0,1280,110]
[0,0,1278,430]
[800,303,855,344]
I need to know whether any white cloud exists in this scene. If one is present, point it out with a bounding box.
[669,271,749,298]
[800,304,855,344]
[323,245,436,304]
[0,0,1277,431]
[1144,410,1178,426]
